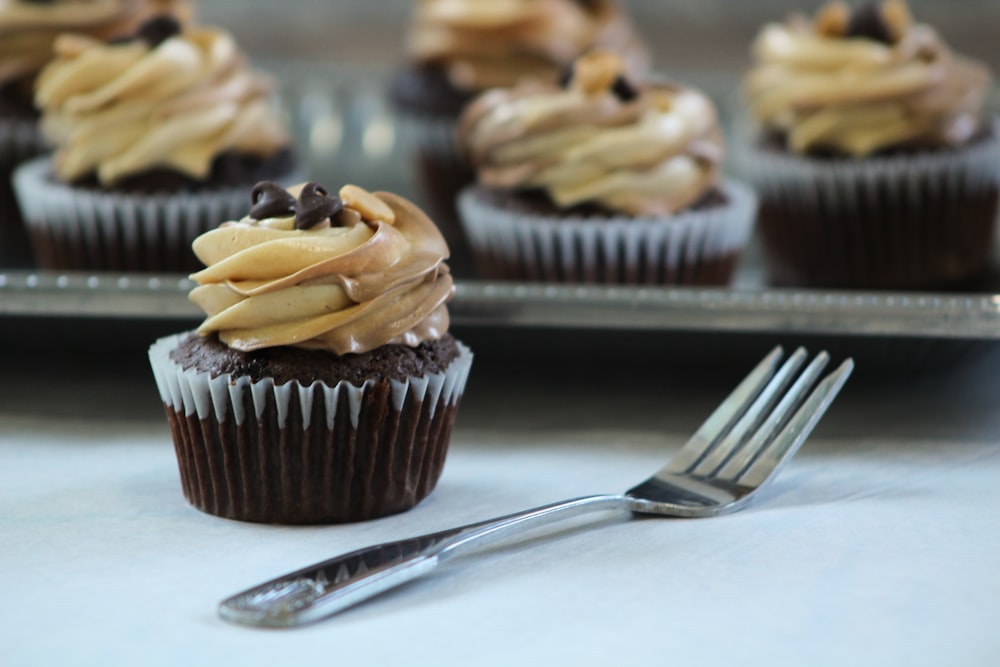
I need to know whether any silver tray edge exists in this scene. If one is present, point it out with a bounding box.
[2,270,998,340]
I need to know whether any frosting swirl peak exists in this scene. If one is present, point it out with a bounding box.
[34,19,289,185]
[189,183,454,356]
[458,51,724,215]
[407,0,648,92]
[0,0,190,91]
[745,0,993,156]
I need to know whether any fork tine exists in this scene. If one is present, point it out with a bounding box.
[736,358,854,489]
[688,347,809,476]
[663,346,785,474]
[714,351,830,481]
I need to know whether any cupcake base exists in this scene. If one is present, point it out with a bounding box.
[747,131,1000,290]
[149,333,473,524]
[457,180,757,284]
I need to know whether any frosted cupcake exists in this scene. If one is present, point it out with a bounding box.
[391,0,649,270]
[743,0,998,289]
[13,14,294,273]
[0,0,190,266]
[456,50,756,284]
[148,180,473,524]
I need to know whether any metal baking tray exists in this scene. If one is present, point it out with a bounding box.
[2,62,999,345]
[2,265,999,341]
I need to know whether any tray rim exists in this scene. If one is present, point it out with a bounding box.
[2,269,998,340]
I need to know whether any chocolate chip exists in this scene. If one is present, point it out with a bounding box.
[249,181,296,220]
[611,75,639,102]
[295,182,344,230]
[845,2,894,44]
[557,64,574,88]
[136,15,182,48]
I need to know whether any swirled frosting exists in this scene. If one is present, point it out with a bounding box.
[458,51,723,215]
[745,0,993,156]
[0,0,190,91]
[407,0,648,93]
[189,182,455,356]
[34,19,290,185]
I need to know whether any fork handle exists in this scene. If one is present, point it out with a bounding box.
[219,494,629,627]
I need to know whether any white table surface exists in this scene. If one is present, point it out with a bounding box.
[3,337,1000,667]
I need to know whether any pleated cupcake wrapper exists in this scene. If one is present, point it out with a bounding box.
[12,155,293,272]
[457,179,758,284]
[743,128,1000,288]
[148,334,473,429]
[148,334,474,524]
[746,132,1000,206]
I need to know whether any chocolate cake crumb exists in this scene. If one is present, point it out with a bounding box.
[170,333,461,386]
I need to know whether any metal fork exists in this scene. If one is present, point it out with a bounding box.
[219,346,853,628]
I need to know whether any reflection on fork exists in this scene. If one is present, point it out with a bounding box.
[220,346,853,628]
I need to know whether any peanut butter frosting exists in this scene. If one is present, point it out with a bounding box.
[745,0,993,156]
[0,0,190,90]
[34,16,290,185]
[458,51,724,216]
[407,0,648,93]
[189,182,455,356]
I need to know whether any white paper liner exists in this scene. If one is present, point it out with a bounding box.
[742,127,1000,209]
[12,156,304,271]
[457,179,757,284]
[148,333,474,430]
[736,121,1000,287]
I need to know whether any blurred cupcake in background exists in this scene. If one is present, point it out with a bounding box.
[0,0,191,267]
[13,14,296,273]
[742,0,998,290]
[391,0,650,273]
[148,180,473,524]
[456,50,756,285]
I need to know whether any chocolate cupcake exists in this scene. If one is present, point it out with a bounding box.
[456,51,756,284]
[148,181,473,524]
[742,0,999,290]
[0,0,191,267]
[12,14,295,273]
[391,0,650,273]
